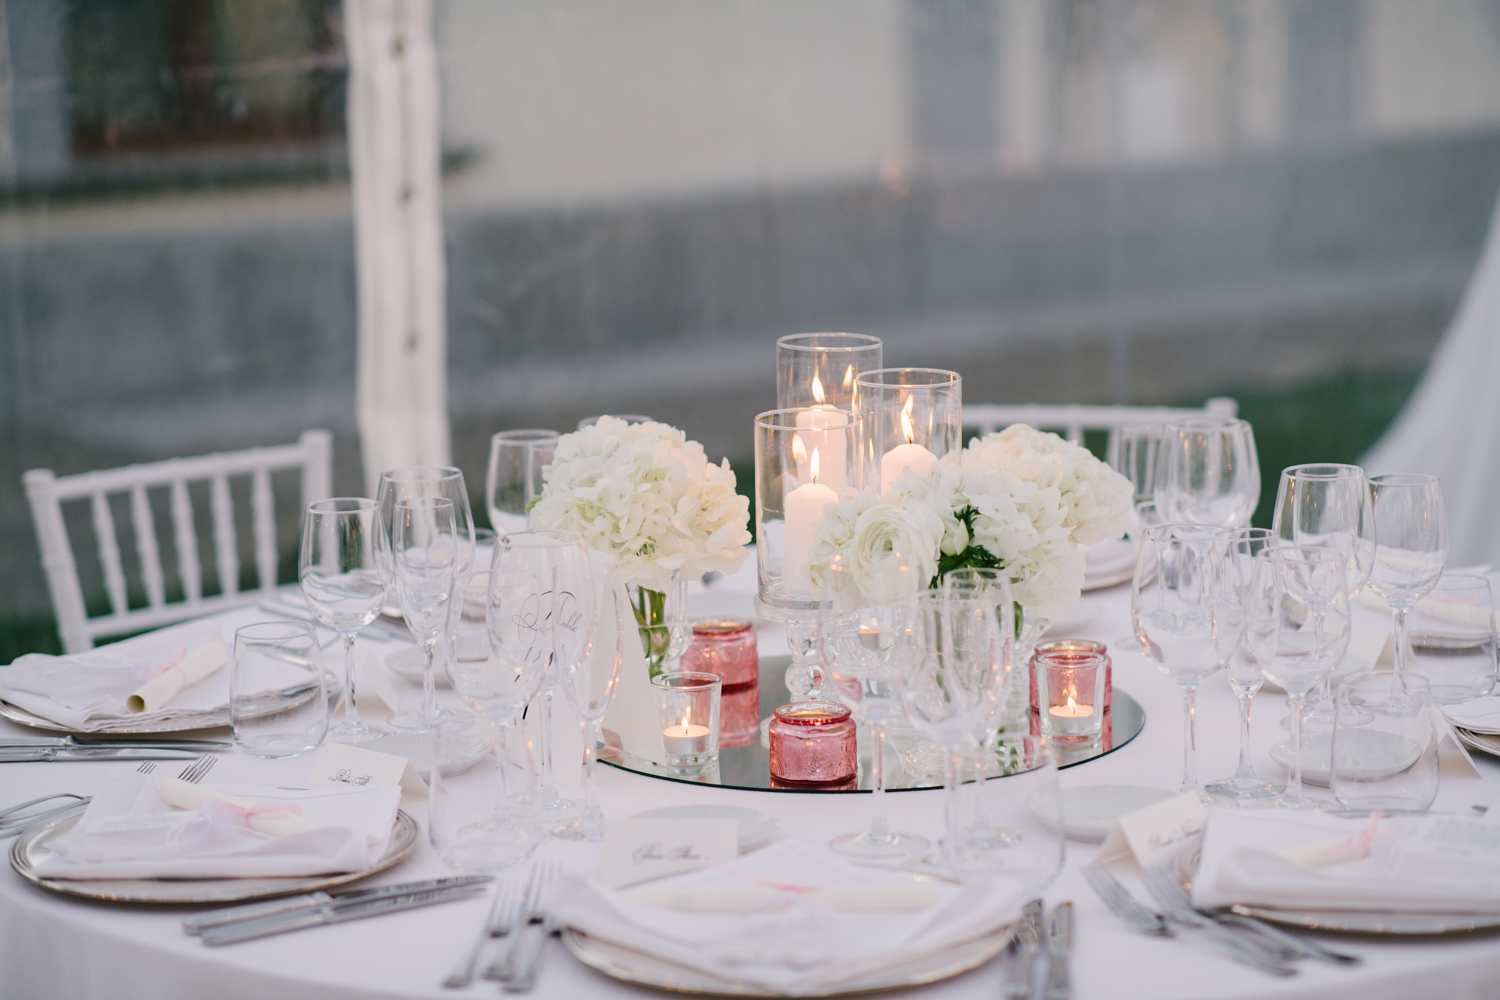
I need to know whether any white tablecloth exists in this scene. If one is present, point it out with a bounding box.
[4,565,1500,1000]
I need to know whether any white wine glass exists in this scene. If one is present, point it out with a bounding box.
[486,429,558,536]
[392,497,459,717]
[1155,417,1260,528]
[1367,473,1448,678]
[299,498,387,743]
[556,564,624,842]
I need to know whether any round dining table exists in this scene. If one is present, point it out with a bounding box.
[4,561,1500,1000]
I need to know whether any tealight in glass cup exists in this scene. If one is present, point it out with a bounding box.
[1035,649,1106,744]
[651,672,721,770]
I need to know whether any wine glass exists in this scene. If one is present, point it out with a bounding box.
[556,564,624,842]
[497,529,594,829]
[1155,417,1261,528]
[376,466,477,733]
[391,498,460,732]
[577,414,654,429]
[299,498,387,743]
[1366,474,1448,678]
[1271,464,1374,731]
[486,430,559,536]
[1251,544,1351,810]
[1132,523,1236,796]
[1203,528,1282,803]
[1111,423,1163,512]
[817,551,928,859]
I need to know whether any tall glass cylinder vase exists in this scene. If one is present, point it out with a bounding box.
[776,333,884,411]
[627,572,689,679]
[754,407,864,700]
[853,369,962,495]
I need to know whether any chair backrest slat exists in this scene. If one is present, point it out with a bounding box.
[129,485,165,609]
[90,492,129,618]
[251,467,277,592]
[961,399,1240,449]
[209,472,239,598]
[170,478,203,605]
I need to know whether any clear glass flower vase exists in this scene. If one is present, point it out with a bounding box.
[627,571,689,678]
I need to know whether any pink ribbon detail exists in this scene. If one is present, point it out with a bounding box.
[1329,810,1385,864]
[221,802,306,827]
[145,648,188,682]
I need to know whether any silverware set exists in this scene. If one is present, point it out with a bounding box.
[1085,864,1361,976]
[434,862,562,992]
[1004,899,1072,1000]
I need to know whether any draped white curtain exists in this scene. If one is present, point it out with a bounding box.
[345,0,452,495]
[1362,188,1500,565]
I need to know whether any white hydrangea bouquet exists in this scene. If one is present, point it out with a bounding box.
[804,424,1133,625]
[530,416,751,676]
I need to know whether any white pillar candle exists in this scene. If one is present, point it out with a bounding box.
[795,407,848,488]
[783,450,838,596]
[881,442,938,494]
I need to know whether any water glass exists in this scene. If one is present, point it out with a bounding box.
[1407,574,1498,705]
[231,621,328,758]
[1154,417,1261,528]
[1331,671,1439,813]
[429,717,540,872]
[486,429,558,536]
[1110,423,1162,507]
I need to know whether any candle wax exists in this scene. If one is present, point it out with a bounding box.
[794,407,848,487]
[783,480,838,594]
[880,442,938,493]
[664,724,711,739]
[1048,702,1094,718]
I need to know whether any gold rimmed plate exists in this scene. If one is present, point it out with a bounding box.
[10,803,419,906]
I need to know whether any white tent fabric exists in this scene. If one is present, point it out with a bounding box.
[1362,188,1500,566]
[345,0,452,495]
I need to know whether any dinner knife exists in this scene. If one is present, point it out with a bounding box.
[183,874,495,934]
[0,746,205,762]
[1045,902,1073,1000]
[1003,898,1044,1000]
[0,737,231,751]
[200,883,489,945]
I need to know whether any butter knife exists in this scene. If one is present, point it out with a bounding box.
[200,884,489,945]
[0,746,204,762]
[184,874,494,934]
[1045,902,1072,1000]
[1004,898,1045,1000]
[0,738,231,751]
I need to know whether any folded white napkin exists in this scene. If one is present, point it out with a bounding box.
[1359,588,1495,629]
[0,619,228,731]
[551,840,1023,996]
[1084,537,1136,585]
[1192,810,1500,914]
[1442,697,1500,735]
[34,773,400,880]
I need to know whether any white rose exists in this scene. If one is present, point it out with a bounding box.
[848,504,939,605]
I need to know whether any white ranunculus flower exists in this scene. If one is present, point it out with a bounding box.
[529,416,751,591]
[962,424,1134,546]
[848,504,939,605]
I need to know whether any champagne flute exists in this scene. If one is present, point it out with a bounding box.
[818,551,928,859]
[376,466,477,733]
[1132,523,1236,796]
[556,564,624,842]
[1366,474,1448,678]
[392,498,459,732]
[1204,528,1282,802]
[1155,417,1261,528]
[1270,464,1375,731]
[1252,545,1352,810]
[299,498,387,743]
[486,430,559,536]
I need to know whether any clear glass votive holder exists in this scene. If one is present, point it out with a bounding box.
[754,408,864,612]
[768,702,857,784]
[776,333,884,411]
[231,621,328,758]
[1030,639,1113,724]
[852,368,962,494]
[651,671,722,769]
[1035,649,1107,744]
[682,618,760,747]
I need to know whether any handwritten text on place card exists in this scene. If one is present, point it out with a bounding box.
[598,818,739,889]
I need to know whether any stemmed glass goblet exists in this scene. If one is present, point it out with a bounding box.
[1132,523,1236,797]
[1154,417,1261,528]
[817,551,928,859]
[391,497,460,731]
[1366,473,1448,678]
[299,498,387,744]
[557,564,624,841]
[486,430,558,536]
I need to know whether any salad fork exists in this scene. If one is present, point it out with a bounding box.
[483,863,558,981]
[1141,868,1297,975]
[1083,866,1171,937]
[444,880,524,988]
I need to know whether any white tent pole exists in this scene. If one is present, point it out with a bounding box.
[345,0,451,496]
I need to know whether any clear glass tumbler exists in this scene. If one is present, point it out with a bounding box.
[231,621,328,758]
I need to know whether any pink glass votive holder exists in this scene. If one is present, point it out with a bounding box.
[682,618,759,687]
[768,702,857,784]
[1030,639,1112,724]
[1035,649,1107,744]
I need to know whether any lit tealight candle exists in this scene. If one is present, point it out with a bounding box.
[783,449,838,595]
[880,396,938,493]
[662,713,712,755]
[1048,696,1094,719]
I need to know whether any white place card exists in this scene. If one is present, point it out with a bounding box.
[301,743,427,798]
[598,817,739,889]
[1095,791,1207,869]
[1433,709,1483,780]
[357,651,402,717]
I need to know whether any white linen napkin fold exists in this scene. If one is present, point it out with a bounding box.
[1442,697,1500,735]
[0,619,229,730]
[33,773,400,880]
[550,840,1023,996]
[1192,810,1500,914]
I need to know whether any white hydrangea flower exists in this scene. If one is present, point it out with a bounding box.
[962,424,1134,546]
[529,416,751,591]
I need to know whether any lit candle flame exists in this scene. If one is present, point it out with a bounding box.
[792,433,807,467]
[811,375,826,405]
[678,711,690,732]
[811,448,820,484]
[842,364,854,391]
[1066,695,1077,713]
[900,396,915,444]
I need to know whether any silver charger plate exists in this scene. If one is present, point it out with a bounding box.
[562,925,1014,997]
[0,699,229,735]
[1454,726,1500,757]
[1177,835,1500,935]
[10,803,420,905]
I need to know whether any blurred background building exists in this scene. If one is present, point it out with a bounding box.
[3,0,1500,658]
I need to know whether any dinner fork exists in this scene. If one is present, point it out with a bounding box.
[1082,866,1172,937]
[443,879,525,988]
[504,868,566,993]
[177,754,218,784]
[0,793,90,837]
[483,863,558,982]
[1140,868,1297,976]
[1143,866,1360,966]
